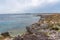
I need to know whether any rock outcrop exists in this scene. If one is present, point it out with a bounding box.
[23,14,60,40]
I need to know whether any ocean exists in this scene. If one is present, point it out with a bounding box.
[0,14,40,35]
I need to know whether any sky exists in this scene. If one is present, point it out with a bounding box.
[0,0,60,14]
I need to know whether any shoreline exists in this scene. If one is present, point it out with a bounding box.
[1,14,60,40]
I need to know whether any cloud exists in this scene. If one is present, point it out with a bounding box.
[0,0,60,13]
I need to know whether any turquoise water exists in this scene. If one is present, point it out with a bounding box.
[0,14,40,35]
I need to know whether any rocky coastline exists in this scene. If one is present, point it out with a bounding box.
[0,14,60,40]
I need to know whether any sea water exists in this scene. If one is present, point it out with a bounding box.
[0,14,40,35]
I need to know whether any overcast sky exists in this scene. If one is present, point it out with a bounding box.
[0,0,60,14]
